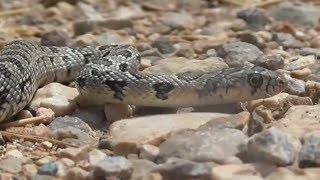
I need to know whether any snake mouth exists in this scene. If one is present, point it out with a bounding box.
[276,74,289,91]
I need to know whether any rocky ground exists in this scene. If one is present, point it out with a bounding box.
[0,0,320,179]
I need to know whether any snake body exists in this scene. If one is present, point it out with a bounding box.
[0,40,288,122]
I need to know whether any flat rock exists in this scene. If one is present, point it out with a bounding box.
[109,113,234,155]
[158,117,248,163]
[48,116,92,133]
[273,105,320,140]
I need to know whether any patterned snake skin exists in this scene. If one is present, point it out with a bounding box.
[0,40,288,122]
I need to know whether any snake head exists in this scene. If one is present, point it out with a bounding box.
[246,66,288,97]
[197,66,288,105]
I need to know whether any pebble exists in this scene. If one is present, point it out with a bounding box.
[41,30,68,46]
[237,8,271,30]
[88,149,107,166]
[160,12,194,30]
[63,167,89,180]
[139,144,160,162]
[38,162,58,176]
[0,155,23,173]
[48,116,92,133]
[270,2,320,26]
[53,127,96,146]
[130,159,158,179]
[57,146,90,162]
[299,132,320,168]
[30,83,79,117]
[273,32,304,49]
[217,42,263,67]
[300,48,320,58]
[151,38,176,54]
[246,127,296,166]
[91,156,133,179]
[254,54,284,70]
[155,158,212,180]
[22,163,38,178]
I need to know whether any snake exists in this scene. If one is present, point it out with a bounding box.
[0,40,288,122]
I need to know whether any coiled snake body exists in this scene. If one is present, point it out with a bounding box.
[0,40,288,122]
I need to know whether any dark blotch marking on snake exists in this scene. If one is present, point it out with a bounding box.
[119,63,128,72]
[103,80,128,101]
[0,87,10,110]
[153,82,175,100]
[197,77,219,97]
[1,57,24,71]
[17,76,32,103]
[121,50,132,59]
[0,64,12,77]
[76,76,86,88]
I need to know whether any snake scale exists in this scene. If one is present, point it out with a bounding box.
[0,40,288,122]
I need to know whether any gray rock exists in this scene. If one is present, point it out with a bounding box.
[300,48,320,59]
[247,127,296,166]
[273,32,304,49]
[206,49,218,58]
[40,0,79,7]
[32,174,56,180]
[160,12,194,30]
[247,111,264,136]
[38,163,58,176]
[158,119,248,163]
[238,31,267,49]
[285,74,306,96]
[154,158,212,180]
[48,117,92,133]
[95,32,131,45]
[16,14,44,25]
[53,127,96,146]
[217,42,263,67]
[41,30,68,46]
[73,19,133,36]
[151,39,176,54]
[131,159,157,180]
[177,0,209,12]
[91,156,133,179]
[63,167,89,180]
[270,2,320,26]
[0,155,23,173]
[237,8,271,30]
[254,54,285,70]
[72,107,106,131]
[299,132,320,168]
[77,2,104,21]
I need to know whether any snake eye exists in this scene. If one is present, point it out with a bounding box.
[247,73,263,88]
